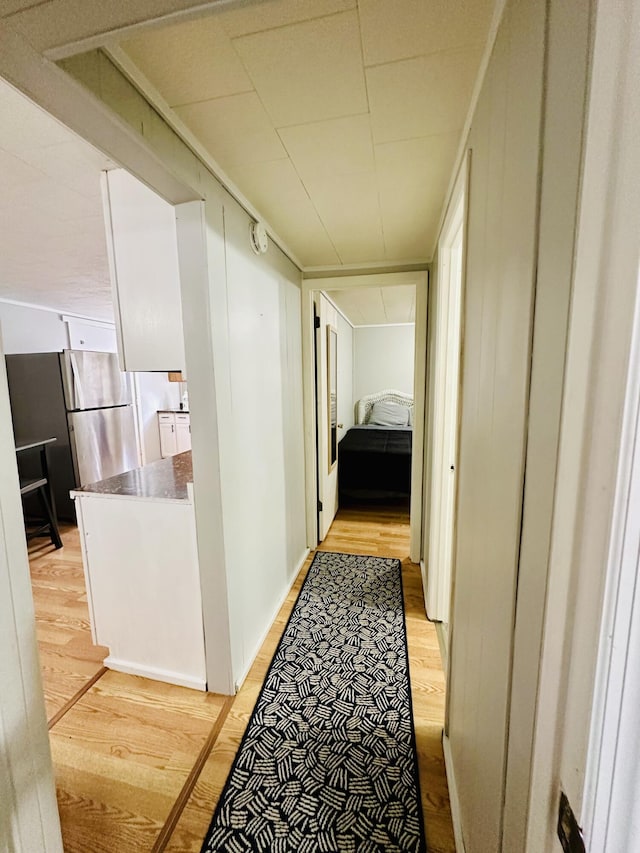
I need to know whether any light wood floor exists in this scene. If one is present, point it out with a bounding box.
[29,529,108,721]
[31,507,454,852]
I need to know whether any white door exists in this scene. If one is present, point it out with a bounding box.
[316,294,339,541]
[426,191,465,623]
[159,421,177,457]
[176,422,191,453]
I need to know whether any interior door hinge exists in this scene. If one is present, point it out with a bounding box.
[314,315,320,329]
[317,499,323,512]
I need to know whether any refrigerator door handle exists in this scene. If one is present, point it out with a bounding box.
[68,351,85,411]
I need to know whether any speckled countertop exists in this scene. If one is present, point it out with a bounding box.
[71,451,193,503]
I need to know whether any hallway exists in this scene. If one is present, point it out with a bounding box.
[31,508,453,851]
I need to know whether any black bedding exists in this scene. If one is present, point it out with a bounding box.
[338,426,412,502]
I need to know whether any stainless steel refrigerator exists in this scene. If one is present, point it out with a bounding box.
[6,350,139,520]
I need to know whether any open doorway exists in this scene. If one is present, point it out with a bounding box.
[303,271,428,557]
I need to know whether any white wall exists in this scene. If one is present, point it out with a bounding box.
[353,324,415,404]
[445,1,546,851]
[67,318,117,352]
[0,300,118,353]
[337,312,354,441]
[134,373,181,464]
[59,50,310,695]
[200,190,307,688]
[0,302,69,353]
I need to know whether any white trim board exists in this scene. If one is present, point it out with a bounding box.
[0,297,113,325]
[526,0,640,847]
[307,272,425,290]
[583,271,640,850]
[301,271,427,559]
[443,734,466,852]
[351,322,416,329]
[304,260,430,275]
[61,314,115,330]
[435,621,449,677]
[103,657,207,691]
[319,292,354,329]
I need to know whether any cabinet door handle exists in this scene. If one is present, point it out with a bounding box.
[172,424,174,432]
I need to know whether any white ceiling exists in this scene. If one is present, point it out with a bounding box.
[329,284,415,326]
[0,79,114,320]
[121,0,494,268]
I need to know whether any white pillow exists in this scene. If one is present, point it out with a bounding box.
[369,401,409,427]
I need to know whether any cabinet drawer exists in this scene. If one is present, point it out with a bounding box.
[175,414,190,424]
[158,413,175,423]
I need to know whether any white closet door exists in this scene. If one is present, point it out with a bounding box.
[317,294,339,541]
[427,226,463,622]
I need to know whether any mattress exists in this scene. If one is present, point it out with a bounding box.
[338,426,412,502]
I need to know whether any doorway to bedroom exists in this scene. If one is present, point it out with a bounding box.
[302,271,428,563]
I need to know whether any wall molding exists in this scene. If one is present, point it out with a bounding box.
[443,734,466,852]
[0,296,112,325]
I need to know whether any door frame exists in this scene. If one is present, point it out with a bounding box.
[582,278,640,850]
[0,328,63,851]
[301,271,428,558]
[314,293,340,541]
[525,0,640,846]
[424,159,467,623]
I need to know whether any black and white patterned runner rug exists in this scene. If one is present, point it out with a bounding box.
[201,551,426,853]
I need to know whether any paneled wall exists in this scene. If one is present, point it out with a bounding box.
[212,195,307,686]
[446,0,546,850]
[55,50,310,693]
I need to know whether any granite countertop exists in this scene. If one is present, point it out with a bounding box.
[158,409,190,414]
[72,451,193,503]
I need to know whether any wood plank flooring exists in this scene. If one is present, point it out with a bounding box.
[28,527,108,721]
[29,528,230,852]
[164,505,455,853]
[31,507,454,852]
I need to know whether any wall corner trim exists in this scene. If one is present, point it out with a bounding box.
[443,733,466,853]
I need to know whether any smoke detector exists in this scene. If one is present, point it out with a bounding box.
[250,221,269,255]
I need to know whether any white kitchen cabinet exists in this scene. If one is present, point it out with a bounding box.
[159,411,191,457]
[72,462,206,691]
[102,168,186,373]
[176,413,191,453]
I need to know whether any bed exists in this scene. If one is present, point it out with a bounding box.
[338,390,413,504]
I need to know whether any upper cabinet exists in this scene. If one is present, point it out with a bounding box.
[102,169,186,373]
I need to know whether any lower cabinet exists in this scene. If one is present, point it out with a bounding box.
[73,490,206,690]
[159,411,191,457]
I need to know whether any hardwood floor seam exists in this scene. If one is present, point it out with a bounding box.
[47,665,108,730]
[151,693,236,853]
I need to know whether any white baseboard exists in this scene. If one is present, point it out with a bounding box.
[104,656,206,691]
[233,548,311,692]
[435,621,449,675]
[443,733,466,853]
